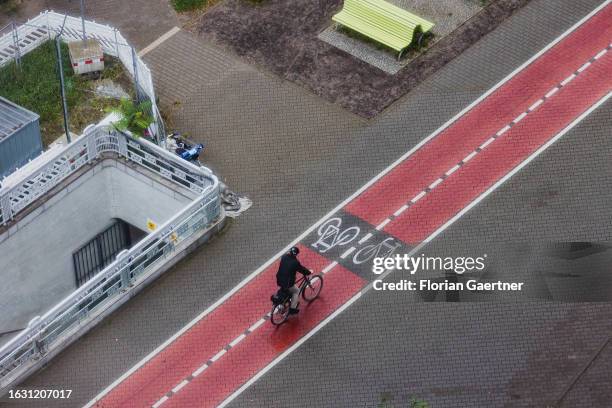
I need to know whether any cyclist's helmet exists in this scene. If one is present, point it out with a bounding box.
[289,246,300,256]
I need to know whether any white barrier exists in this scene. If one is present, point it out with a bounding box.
[0,11,161,138]
[0,123,222,395]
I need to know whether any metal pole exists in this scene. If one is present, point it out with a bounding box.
[56,37,71,143]
[131,46,142,102]
[80,0,87,45]
[11,22,21,69]
[56,15,71,143]
[113,28,119,57]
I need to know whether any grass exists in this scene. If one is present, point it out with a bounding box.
[171,0,206,12]
[0,40,132,147]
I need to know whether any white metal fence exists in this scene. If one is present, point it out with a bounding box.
[0,11,163,138]
[0,123,222,395]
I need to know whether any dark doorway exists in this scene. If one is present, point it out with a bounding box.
[73,219,145,287]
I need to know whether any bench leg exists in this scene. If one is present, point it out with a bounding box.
[417,32,425,48]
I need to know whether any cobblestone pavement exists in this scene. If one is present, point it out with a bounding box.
[5,0,611,406]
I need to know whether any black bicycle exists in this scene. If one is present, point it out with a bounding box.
[270,273,324,326]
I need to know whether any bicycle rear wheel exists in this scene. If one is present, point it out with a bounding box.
[302,274,323,301]
[270,302,290,325]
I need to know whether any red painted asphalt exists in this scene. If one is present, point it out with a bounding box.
[345,4,612,226]
[91,4,612,407]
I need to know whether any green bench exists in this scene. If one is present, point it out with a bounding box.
[332,0,435,59]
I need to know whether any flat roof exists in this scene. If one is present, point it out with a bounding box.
[0,96,39,142]
[68,39,103,60]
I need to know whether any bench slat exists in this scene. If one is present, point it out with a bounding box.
[333,0,434,52]
[334,13,405,50]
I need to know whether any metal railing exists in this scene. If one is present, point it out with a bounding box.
[0,11,163,139]
[0,123,222,393]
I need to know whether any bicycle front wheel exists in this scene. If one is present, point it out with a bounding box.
[302,274,323,302]
[270,302,290,326]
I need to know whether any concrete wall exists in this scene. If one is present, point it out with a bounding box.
[0,160,194,335]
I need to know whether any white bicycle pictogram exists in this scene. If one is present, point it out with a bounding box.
[311,217,360,254]
[352,237,401,265]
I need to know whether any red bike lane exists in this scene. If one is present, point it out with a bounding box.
[93,247,366,408]
[89,4,612,407]
[384,51,612,244]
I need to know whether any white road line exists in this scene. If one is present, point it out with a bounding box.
[463,151,478,163]
[172,380,189,393]
[412,191,426,203]
[248,318,266,333]
[393,204,409,217]
[229,333,247,348]
[138,26,181,57]
[560,73,576,86]
[529,99,544,111]
[480,137,495,149]
[577,61,591,72]
[514,111,528,123]
[322,261,338,273]
[218,90,612,408]
[375,219,391,230]
[210,349,227,363]
[358,233,373,244]
[340,247,356,258]
[594,48,607,60]
[545,87,560,98]
[445,164,461,176]
[192,364,208,377]
[428,178,444,190]
[152,396,168,408]
[84,3,612,404]
[496,125,511,137]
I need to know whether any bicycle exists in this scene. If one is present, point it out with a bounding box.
[270,273,324,326]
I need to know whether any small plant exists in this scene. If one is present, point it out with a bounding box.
[410,397,430,408]
[108,98,154,137]
[171,0,206,12]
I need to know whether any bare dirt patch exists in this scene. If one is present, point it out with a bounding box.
[194,0,531,118]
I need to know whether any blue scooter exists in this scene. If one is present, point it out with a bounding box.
[168,133,205,164]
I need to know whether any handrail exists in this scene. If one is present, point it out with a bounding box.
[0,122,222,393]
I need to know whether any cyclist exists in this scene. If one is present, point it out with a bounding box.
[276,246,311,315]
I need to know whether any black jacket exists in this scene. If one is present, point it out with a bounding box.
[276,253,310,288]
